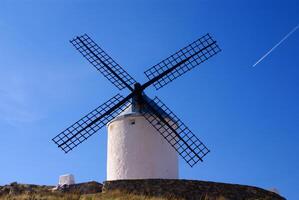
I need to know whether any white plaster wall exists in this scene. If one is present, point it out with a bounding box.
[107,114,178,180]
[58,174,75,185]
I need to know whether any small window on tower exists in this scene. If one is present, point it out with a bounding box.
[130,119,135,125]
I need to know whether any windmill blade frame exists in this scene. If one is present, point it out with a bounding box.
[143,33,221,90]
[141,96,210,167]
[52,94,131,153]
[70,34,136,91]
[53,32,221,168]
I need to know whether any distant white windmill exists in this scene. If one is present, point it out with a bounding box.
[52,33,221,180]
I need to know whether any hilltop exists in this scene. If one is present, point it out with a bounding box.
[0,179,285,200]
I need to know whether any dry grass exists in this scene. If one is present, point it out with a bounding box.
[0,190,232,200]
[0,191,181,200]
[82,190,181,200]
[0,193,80,200]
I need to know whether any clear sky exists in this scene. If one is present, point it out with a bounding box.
[0,0,298,199]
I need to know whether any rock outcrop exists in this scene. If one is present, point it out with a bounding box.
[53,181,103,194]
[103,179,285,200]
[0,179,285,200]
[0,181,102,197]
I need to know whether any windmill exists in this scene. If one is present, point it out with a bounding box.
[52,33,221,180]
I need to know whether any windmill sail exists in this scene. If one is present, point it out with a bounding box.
[141,96,210,167]
[52,94,130,153]
[70,34,136,91]
[144,33,221,90]
[54,33,221,168]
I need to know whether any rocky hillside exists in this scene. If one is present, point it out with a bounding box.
[0,181,102,200]
[104,179,285,200]
[0,179,285,200]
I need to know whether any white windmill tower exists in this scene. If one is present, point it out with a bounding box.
[52,33,220,180]
[106,95,178,180]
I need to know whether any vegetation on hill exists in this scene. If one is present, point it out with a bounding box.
[0,182,178,200]
[0,190,265,200]
[0,190,181,200]
[0,180,285,200]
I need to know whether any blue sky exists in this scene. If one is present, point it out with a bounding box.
[0,0,298,199]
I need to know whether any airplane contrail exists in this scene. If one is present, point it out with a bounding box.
[252,24,299,67]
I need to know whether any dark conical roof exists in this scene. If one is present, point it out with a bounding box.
[116,94,170,119]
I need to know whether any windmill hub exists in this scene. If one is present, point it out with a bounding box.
[132,82,144,105]
[133,82,142,91]
[52,33,220,180]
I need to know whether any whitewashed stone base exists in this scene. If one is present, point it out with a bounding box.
[107,114,178,180]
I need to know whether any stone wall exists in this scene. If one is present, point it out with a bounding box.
[103,179,285,200]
